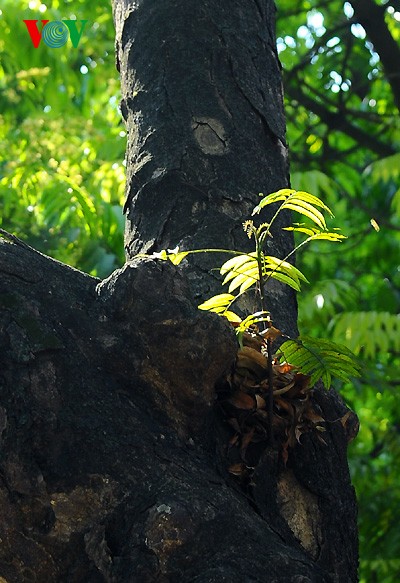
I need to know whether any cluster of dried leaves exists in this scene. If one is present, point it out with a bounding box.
[218,326,328,479]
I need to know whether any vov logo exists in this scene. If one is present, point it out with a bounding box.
[23,19,88,48]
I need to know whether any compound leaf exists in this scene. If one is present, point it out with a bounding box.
[278,336,361,388]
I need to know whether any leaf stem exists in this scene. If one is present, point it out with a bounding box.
[255,230,275,446]
[267,338,275,446]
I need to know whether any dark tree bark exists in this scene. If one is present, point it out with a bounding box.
[0,1,358,582]
[113,0,297,335]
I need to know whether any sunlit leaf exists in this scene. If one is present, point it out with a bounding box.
[224,310,242,324]
[167,251,189,265]
[152,250,169,261]
[263,255,309,291]
[220,254,259,291]
[252,190,334,227]
[283,200,327,229]
[235,311,271,335]
[198,293,235,311]
[220,253,257,276]
[283,225,346,242]
[227,268,259,294]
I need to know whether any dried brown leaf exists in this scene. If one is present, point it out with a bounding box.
[242,332,265,351]
[273,381,295,396]
[228,462,246,476]
[340,411,352,427]
[293,373,311,394]
[282,441,289,465]
[275,397,295,418]
[228,391,255,410]
[240,427,256,457]
[226,417,241,433]
[295,426,305,443]
[274,362,296,375]
[255,394,266,409]
[229,434,240,446]
[340,410,360,442]
[236,347,268,378]
[260,326,282,342]
[303,408,325,424]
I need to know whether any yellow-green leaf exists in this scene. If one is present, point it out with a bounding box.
[227,268,259,294]
[236,311,270,334]
[224,311,242,323]
[168,251,189,265]
[252,190,334,225]
[220,253,257,276]
[198,293,235,311]
[153,250,169,261]
[283,201,327,229]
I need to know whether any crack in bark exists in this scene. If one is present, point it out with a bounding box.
[253,0,265,22]
[233,73,280,143]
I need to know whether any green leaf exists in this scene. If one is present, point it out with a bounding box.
[198,294,241,324]
[167,251,189,265]
[263,255,309,291]
[291,170,337,198]
[331,311,400,357]
[224,310,242,324]
[365,153,400,184]
[227,267,259,294]
[283,225,319,236]
[219,253,259,293]
[267,271,302,291]
[198,293,235,311]
[253,188,294,211]
[253,189,334,230]
[151,248,189,264]
[220,253,257,277]
[236,311,271,334]
[278,336,361,388]
[283,201,327,229]
[283,225,346,242]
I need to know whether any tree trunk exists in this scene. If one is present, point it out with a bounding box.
[114,0,297,335]
[0,1,358,581]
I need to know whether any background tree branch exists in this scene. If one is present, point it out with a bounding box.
[350,0,400,111]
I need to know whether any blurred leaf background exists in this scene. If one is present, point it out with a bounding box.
[1,1,399,580]
[0,0,125,276]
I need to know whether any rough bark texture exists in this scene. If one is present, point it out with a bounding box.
[114,0,298,336]
[0,0,358,581]
[0,237,357,582]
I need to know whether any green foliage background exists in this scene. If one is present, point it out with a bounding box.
[276,2,400,580]
[0,0,125,277]
[1,1,399,579]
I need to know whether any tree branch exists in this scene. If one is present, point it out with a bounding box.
[286,78,396,158]
[350,0,400,111]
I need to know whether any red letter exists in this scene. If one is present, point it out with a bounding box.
[23,20,49,48]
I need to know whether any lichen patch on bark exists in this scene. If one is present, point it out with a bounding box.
[191,116,228,155]
[277,469,322,559]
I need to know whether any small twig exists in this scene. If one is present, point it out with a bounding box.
[266,338,275,447]
[254,232,275,447]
